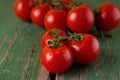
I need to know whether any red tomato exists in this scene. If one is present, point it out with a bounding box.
[41,29,67,48]
[14,0,34,21]
[31,4,52,27]
[95,3,120,31]
[68,34,100,64]
[62,0,73,5]
[67,5,94,33]
[44,10,68,31]
[41,45,73,73]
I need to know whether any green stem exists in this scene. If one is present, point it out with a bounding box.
[51,2,62,9]
[51,29,60,36]
[48,32,84,48]
[68,32,84,42]
[48,36,68,48]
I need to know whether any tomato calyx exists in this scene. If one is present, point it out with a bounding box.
[51,1,65,9]
[48,32,85,48]
[50,0,74,10]
[48,29,68,48]
[50,29,61,36]
[48,39,61,48]
[68,32,84,42]
[51,1,61,6]
[48,36,67,48]
[51,1,82,10]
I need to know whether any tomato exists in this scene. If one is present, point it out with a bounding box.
[41,45,73,73]
[95,3,120,31]
[44,10,68,31]
[68,34,100,64]
[67,5,94,33]
[62,0,73,5]
[14,0,34,21]
[41,29,67,48]
[31,4,52,27]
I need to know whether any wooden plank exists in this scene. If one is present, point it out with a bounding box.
[0,0,49,80]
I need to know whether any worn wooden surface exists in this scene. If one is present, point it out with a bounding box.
[0,0,120,80]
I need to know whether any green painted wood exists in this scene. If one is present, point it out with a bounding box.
[0,0,120,80]
[0,0,49,80]
[56,0,120,80]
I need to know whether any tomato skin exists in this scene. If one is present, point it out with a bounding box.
[41,29,67,48]
[68,34,100,64]
[14,0,34,21]
[44,10,68,31]
[62,0,73,5]
[41,45,73,73]
[95,3,120,31]
[31,4,52,27]
[67,5,94,33]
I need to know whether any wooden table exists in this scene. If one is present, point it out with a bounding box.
[0,0,120,80]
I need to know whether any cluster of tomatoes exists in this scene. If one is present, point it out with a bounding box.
[14,0,120,74]
[14,0,120,32]
[41,29,100,73]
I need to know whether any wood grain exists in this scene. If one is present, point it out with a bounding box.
[0,0,48,80]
